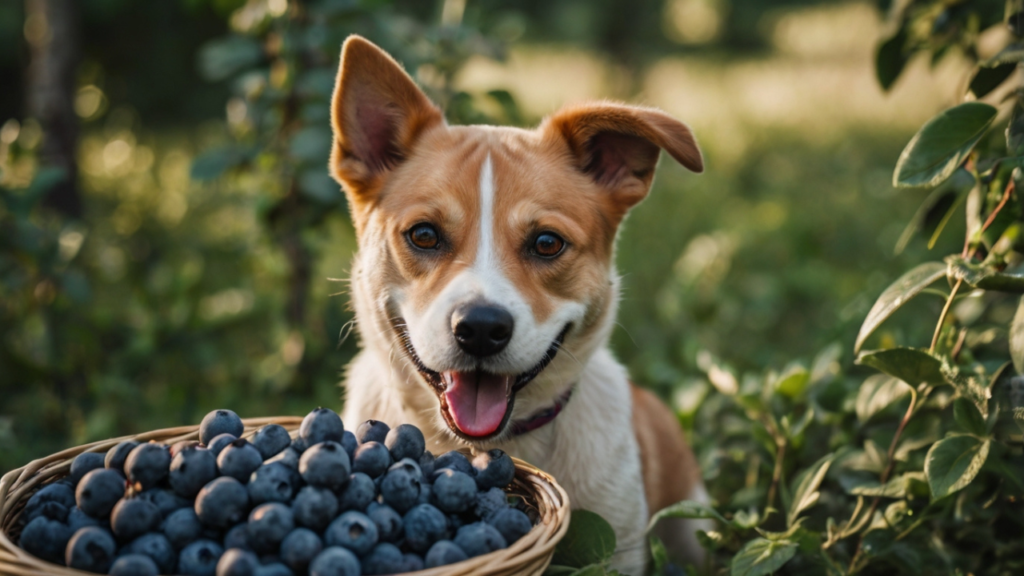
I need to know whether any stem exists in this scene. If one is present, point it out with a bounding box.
[766,438,786,513]
[962,178,1015,258]
[930,277,963,353]
[845,388,919,575]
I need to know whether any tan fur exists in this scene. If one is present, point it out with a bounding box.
[330,35,708,574]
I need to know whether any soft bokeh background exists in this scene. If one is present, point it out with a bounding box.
[0,0,970,473]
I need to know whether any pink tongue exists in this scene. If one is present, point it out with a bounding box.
[443,371,511,437]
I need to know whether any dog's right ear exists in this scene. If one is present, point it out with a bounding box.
[329,35,443,195]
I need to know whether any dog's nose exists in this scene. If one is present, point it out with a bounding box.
[451,304,514,357]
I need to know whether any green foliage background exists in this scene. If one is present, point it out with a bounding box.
[7,0,1024,574]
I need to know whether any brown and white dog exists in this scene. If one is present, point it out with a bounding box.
[331,35,709,573]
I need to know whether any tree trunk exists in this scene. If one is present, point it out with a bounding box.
[25,0,81,218]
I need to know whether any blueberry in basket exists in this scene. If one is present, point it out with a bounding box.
[14,408,536,574]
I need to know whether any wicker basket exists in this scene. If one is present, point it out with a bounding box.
[0,417,571,576]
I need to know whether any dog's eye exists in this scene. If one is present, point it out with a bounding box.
[408,223,440,250]
[533,233,565,258]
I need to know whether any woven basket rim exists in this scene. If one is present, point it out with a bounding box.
[0,417,571,576]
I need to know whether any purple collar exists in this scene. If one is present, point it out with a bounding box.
[509,387,573,436]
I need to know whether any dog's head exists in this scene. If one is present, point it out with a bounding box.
[331,36,702,442]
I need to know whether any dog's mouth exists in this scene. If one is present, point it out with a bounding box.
[392,321,570,441]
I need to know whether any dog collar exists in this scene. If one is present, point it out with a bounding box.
[509,387,573,437]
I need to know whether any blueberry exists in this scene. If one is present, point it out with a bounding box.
[380,464,420,513]
[19,516,71,564]
[256,562,293,576]
[366,502,403,543]
[125,532,176,574]
[290,437,308,454]
[400,552,425,572]
[454,522,507,557]
[104,441,139,473]
[218,439,264,483]
[248,503,294,552]
[447,513,467,532]
[472,449,515,490]
[24,482,76,519]
[111,497,161,540]
[291,486,339,531]
[486,507,532,544]
[67,507,102,532]
[138,487,191,518]
[324,511,378,557]
[432,469,476,513]
[76,469,125,518]
[22,500,68,524]
[402,504,447,553]
[200,410,245,446]
[340,432,357,461]
[65,526,117,572]
[196,477,250,528]
[337,473,375,512]
[299,408,344,446]
[224,523,251,551]
[265,447,300,470]
[70,452,106,485]
[424,540,468,568]
[308,547,360,576]
[360,542,403,575]
[475,487,507,520]
[383,424,425,462]
[351,442,390,478]
[163,507,203,550]
[433,450,473,476]
[355,420,389,445]
[280,528,322,573]
[109,553,159,576]
[252,425,292,460]
[125,443,171,490]
[299,441,350,490]
[417,482,433,505]
[179,539,225,576]
[389,457,422,481]
[216,548,260,576]
[247,462,294,505]
[208,433,239,456]
[418,452,435,478]
[170,446,219,498]
[171,440,202,458]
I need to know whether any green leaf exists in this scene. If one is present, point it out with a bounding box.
[855,262,946,353]
[730,538,798,576]
[551,510,617,568]
[544,566,580,576]
[198,36,263,81]
[969,63,1016,98]
[289,126,332,162]
[647,500,726,532]
[649,535,669,574]
[774,364,810,398]
[849,472,926,498]
[1012,297,1024,374]
[893,103,998,188]
[191,147,247,181]
[855,374,912,423]
[953,397,987,436]
[856,347,944,386]
[947,255,1024,293]
[569,566,610,576]
[298,170,341,204]
[787,453,834,527]
[876,26,909,91]
[924,434,991,500]
[941,359,992,418]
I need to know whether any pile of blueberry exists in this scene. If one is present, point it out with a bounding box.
[16,408,534,575]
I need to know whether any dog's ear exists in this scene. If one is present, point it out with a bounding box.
[542,102,702,212]
[330,35,443,193]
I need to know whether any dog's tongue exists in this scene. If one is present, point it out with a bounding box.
[443,371,511,437]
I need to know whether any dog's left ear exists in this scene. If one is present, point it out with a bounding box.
[542,102,703,212]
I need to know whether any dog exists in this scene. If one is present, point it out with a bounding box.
[331,35,709,574]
